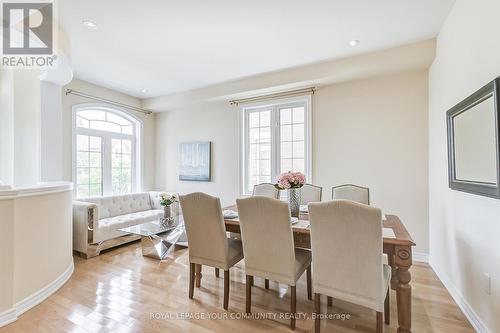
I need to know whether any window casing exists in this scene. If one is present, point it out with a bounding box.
[240,96,312,195]
[72,105,142,198]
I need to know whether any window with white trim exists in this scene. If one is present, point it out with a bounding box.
[73,106,141,198]
[241,98,311,195]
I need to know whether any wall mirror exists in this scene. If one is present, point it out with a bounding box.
[447,77,500,198]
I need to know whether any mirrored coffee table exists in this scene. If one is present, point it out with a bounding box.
[119,217,188,260]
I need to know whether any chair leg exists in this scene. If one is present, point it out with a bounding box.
[314,293,321,333]
[195,264,202,288]
[376,311,383,333]
[265,279,269,289]
[189,263,195,299]
[384,289,390,325]
[215,267,219,278]
[223,270,229,310]
[327,296,333,306]
[246,275,252,314]
[290,285,296,330]
[306,265,312,300]
[249,275,254,286]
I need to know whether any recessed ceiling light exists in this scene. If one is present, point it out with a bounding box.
[141,89,148,93]
[82,20,97,29]
[349,39,360,47]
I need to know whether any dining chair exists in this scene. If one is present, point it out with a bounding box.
[236,196,312,330]
[308,200,391,333]
[300,183,322,205]
[179,192,244,310]
[252,183,280,199]
[332,184,370,205]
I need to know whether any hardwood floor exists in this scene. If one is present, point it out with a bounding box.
[1,242,474,333]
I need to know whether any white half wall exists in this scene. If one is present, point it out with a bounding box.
[155,69,429,254]
[429,0,500,332]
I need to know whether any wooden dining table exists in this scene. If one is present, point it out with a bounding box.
[194,206,416,333]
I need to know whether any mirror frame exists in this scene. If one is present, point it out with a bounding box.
[447,77,500,199]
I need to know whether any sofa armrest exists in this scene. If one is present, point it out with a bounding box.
[72,201,98,252]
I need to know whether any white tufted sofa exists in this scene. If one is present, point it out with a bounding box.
[73,191,179,258]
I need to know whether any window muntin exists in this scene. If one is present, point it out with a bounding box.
[73,106,139,198]
[242,99,310,195]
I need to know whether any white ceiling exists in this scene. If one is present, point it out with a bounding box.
[59,0,455,98]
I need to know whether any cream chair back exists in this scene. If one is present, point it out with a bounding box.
[308,200,385,311]
[300,184,322,205]
[179,192,229,266]
[332,184,370,205]
[236,196,296,283]
[252,183,279,199]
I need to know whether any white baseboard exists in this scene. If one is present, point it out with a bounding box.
[432,261,491,333]
[0,260,74,328]
[412,251,428,263]
[0,308,16,328]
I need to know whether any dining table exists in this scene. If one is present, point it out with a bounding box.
[193,205,416,333]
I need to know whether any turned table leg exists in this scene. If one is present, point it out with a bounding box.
[395,245,412,333]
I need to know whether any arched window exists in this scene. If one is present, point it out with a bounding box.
[73,105,142,198]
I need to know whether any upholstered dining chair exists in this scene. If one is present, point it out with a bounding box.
[252,183,280,199]
[308,200,391,333]
[179,192,244,310]
[300,183,322,205]
[236,196,312,330]
[332,184,370,205]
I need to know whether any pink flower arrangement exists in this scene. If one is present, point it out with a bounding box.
[275,171,306,189]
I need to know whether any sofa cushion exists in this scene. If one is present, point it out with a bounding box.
[80,192,153,219]
[94,209,163,242]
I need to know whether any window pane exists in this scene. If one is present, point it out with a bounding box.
[281,158,292,173]
[292,124,304,141]
[260,127,271,143]
[90,120,121,133]
[122,125,133,135]
[292,107,304,123]
[249,144,258,160]
[260,111,271,127]
[249,160,258,174]
[259,175,271,183]
[77,185,89,198]
[281,125,292,142]
[89,167,101,184]
[77,151,89,167]
[89,152,101,167]
[112,139,122,153]
[281,142,292,158]
[77,168,89,184]
[76,116,89,128]
[122,154,131,168]
[259,144,271,159]
[249,176,258,190]
[249,128,259,144]
[249,112,259,128]
[89,137,101,152]
[292,141,304,158]
[280,108,292,124]
[122,140,131,154]
[77,135,89,151]
[292,159,305,173]
[259,160,271,175]
[89,183,102,197]
[106,112,131,126]
[112,153,121,168]
[78,110,105,121]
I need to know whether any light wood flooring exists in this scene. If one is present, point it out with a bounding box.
[0,242,474,332]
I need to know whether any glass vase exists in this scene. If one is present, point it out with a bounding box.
[287,188,301,218]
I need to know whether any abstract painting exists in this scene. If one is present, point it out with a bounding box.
[179,141,211,181]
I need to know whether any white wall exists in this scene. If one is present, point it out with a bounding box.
[62,79,156,191]
[429,0,500,332]
[155,70,429,254]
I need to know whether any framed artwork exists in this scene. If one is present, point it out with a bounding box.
[179,141,211,181]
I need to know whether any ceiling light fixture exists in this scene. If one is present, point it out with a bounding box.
[141,89,148,94]
[82,20,97,29]
[349,39,360,47]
